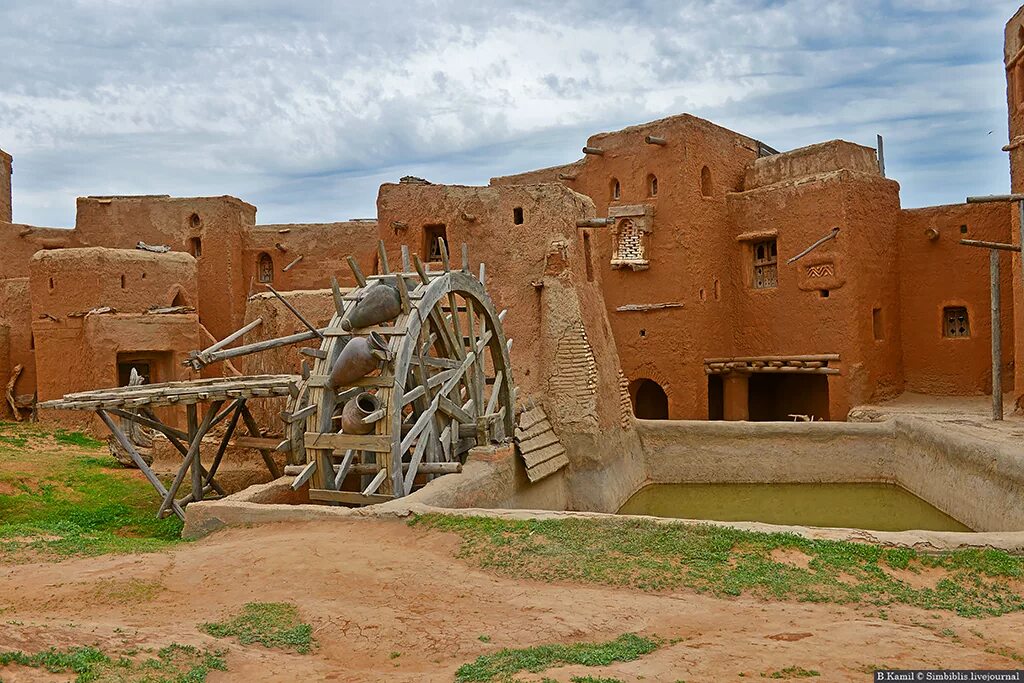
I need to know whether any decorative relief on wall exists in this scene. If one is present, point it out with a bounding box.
[608,204,653,271]
[797,254,845,292]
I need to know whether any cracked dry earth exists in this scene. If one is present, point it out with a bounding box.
[0,519,1021,682]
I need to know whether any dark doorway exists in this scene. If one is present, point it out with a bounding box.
[630,379,669,419]
[707,375,724,420]
[748,374,830,421]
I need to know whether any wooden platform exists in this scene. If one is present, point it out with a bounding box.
[39,374,299,410]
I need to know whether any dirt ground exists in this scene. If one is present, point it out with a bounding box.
[0,519,1021,682]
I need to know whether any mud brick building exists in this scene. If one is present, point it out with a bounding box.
[4,6,1024,424]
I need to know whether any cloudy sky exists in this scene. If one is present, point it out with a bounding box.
[0,0,1017,227]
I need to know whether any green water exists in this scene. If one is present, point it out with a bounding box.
[617,482,973,532]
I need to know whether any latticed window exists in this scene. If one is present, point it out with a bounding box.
[753,239,777,289]
[614,219,644,262]
[943,306,969,338]
[258,253,274,283]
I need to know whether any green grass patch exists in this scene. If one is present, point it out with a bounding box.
[454,633,658,682]
[0,421,184,561]
[200,602,314,654]
[0,643,226,682]
[571,677,625,683]
[762,666,820,678]
[411,514,1024,618]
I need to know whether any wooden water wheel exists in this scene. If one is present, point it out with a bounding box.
[292,241,516,505]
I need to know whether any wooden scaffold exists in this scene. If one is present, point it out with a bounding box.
[40,375,297,520]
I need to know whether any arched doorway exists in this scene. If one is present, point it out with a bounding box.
[630,378,669,419]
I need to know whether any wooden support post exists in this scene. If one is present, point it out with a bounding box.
[207,400,243,484]
[991,249,1003,421]
[98,410,185,520]
[264,284,324,339]
[240,402,282,479]
[187,404,202,506]
[377,240,390,274]
[347,255,367,287]
[330,276,345,317]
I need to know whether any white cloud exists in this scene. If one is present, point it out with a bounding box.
[0,0,1016,224]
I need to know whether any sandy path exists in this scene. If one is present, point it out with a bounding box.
[0,518,1021,682]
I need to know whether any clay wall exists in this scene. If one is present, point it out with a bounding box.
[497,114,761,419]
[0,149,11,224]
[0,278,34,416]
[744,140,879,190]
[243,222,379,293]
[0,224,78,280]
[34,313,202,429]
[29,248,199,320]
[74,195,256,339]
[897,202,1014,395]
[727,169,904,419]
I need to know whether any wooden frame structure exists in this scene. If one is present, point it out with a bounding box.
[40,375,298,520]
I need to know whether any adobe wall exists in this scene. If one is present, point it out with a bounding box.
[727,169,905,418]
[499,114,761,419]
[74,195,256,339]
[897,202,1014,395]
[744,140,879,190]
[34,313,202,430]
[0,224,78,280]
[377,181,646,510]
[243,222,379,293]
[0,279,34,417]
[0,149,11,224]
[28,248,199,320]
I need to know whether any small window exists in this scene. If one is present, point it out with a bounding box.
[424,224,447,262]
[872,307,883,340]
[258,252,274,283]
[959,224,968,234]
[752,239,777,289]
[943,306,970,338]
[48,277,54,290]
[120,274,126,289]
[699,287,706,302]
[513,207,524,224]
[647,174,658,197]
[188,236,202,258]
[700,166,713,197]
[611,178,620,201]
[714,279,720,300]
[189,212,202,229]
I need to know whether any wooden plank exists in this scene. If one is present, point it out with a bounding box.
[515,420,553,443]
[308,488,392,505]
[526,452,569,483]
[304,432,392,452]
[517,407,548,432]
[290,461,317,490]
[231,436,282,450]
[703,354,839,364]
[521,442,565,468]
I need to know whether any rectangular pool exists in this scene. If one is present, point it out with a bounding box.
[617,482,972,532]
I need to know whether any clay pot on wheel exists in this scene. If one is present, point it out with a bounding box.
[342,283,401,330]
[341,392,382,435]
[328,331,388,389]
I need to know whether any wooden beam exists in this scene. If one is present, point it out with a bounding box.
[97,409,184,520]
[991,248,1003,421]
[960,238,1021,253]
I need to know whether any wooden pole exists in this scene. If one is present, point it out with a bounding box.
[991,249,1003,421]
[959,238,1021,252]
